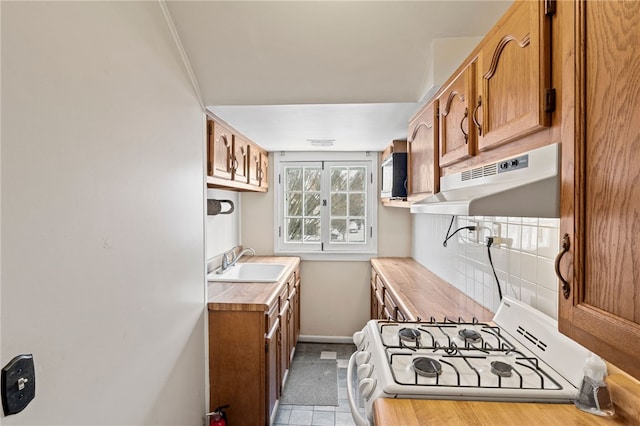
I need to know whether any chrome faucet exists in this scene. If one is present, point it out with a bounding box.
[217,247,255,274]
[230,247,255,267]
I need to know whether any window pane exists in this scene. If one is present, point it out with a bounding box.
[286,193,302,216]
[349,167,366,191]
[330,219,347,242]
[331,193,347,216]
[304,193,321,216]
[286,218,302,242]
[286,168,302,191]
[304,218,320,241]
[331,167,348,191]
[348,219,365,242]
[348,193,365,217]
[304,168,322,191]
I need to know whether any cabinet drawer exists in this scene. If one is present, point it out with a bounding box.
[278,283,289,314]
[266,303,279,334]
[375,275,385,294]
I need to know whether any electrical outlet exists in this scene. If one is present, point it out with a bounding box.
[468,221,479,243]
[492,222,502,238]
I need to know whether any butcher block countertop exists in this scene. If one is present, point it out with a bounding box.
[207,256,299,312]
[371,257,493,322]
[371,258,640,425]
[372,395,635,425]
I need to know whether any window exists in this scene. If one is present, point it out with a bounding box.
[274,152,377,259]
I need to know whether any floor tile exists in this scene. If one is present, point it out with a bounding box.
[311,410,335,425]
[320,351,337,360]
[335,412,357,426]
[289,409,313,425]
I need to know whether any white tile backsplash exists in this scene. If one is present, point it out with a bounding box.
[412,214,561,319]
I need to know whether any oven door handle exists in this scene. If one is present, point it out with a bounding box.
[347,352,371,426]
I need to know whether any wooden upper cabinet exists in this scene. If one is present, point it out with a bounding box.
[438,63,476,167]
[249,145,269,190]
[475,0,552,152]
[208,120,234,180]
[558,0,640,381]
[232,134,250,184]
[206,115,269,193]
[407,100,439,200]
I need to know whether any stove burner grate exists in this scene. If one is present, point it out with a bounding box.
[412,357,442,378]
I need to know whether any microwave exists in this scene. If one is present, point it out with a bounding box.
[380,152,408,199]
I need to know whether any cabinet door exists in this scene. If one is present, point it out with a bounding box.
[259,151,269,189]
[249,147,261,187]
[475,0,552,151]
[407,100,439,201]
[559,0,640,380]
[438,63,475,167]
[265,317,280,421]
[249,146,269,189]
[287,285,297,364]
[232,135,250,184]
[210,121,234,180]
[278,299,290,390]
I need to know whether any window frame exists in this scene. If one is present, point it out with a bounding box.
[274,151,378,261]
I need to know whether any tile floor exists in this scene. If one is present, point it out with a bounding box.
[274,342,357,426]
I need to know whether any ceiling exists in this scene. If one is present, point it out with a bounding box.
[166,1,513,152]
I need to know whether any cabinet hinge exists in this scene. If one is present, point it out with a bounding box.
[544,88,556,112]
[544,0,556,16]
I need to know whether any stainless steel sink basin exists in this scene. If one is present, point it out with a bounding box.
[207,263,287,283]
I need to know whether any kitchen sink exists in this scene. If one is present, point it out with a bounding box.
[207,263,287,283]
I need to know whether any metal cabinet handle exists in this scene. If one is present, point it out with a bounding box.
[472,95,483,136]
[460,107,469,144]
[555,234,571,299]
[232,157,239,172]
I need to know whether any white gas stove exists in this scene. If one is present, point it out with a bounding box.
[347,297,591,426]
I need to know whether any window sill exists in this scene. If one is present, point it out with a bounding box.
[273,251,378,262]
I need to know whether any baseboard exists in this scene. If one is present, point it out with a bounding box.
[298,335,354,344]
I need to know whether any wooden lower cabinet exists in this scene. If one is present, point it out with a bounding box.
[370,264,408,321]
[208,267,300,425]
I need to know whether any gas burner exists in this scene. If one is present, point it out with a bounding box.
[458,328,482,344]
[412,357,442,378]
[399,328,421,342]
[490,361,513,378]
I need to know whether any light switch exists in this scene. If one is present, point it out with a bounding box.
[1,354,35,415]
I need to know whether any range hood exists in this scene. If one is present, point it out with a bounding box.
[410,143,560,217]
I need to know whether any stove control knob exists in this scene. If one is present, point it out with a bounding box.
[355,351,371,365]
[357,363,374,380]
[352,331,367,349]
[359,378,377,401]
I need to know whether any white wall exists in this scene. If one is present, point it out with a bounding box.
[241,160,411,339]
[413,214,561,319]
[2,3,206,425]
[205,189,240,262]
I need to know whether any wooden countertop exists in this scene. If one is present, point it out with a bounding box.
[371,257,493,322]
[207,256,299,312]
[373,395,633,425]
